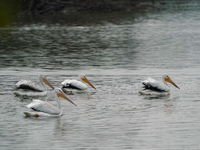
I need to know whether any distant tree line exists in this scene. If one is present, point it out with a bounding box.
[16,0,158,14]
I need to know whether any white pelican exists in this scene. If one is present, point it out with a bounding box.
[23,88,77,117]
[61,73,96,90]
[14,75,54,97]
[139,74,180,96]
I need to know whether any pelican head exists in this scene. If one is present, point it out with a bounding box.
[162,74,180,89]
[41,76,77,107]
[54,87,77,107]
[39,75,54,90]
[79,73,96,90]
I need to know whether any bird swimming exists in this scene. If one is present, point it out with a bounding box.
[61,73,96,90]
[14,75,54,97]
[23,77,77,117]
[139,74,180,96]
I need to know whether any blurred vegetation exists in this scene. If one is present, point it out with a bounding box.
[19,0,157,14]
[0,0,157,27]
[0,0,22,27]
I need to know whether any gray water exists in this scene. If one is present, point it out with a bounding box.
[1,4,200,150]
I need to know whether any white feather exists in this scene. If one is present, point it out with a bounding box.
[142,77,170,92]
[26,99,61,115]
[16,79,44,92]
[22,87,77,117]
[61,79,87,90]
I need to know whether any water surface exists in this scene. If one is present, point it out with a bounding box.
[1,4,200,150]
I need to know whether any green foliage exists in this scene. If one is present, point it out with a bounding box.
[0,0,20,27]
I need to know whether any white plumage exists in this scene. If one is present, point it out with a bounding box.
[16,79,43,92]
[142,77,170,92]
[139,74,180,96]
[26,99,61,115]
[23,87,77,117]
[61,79,88,90]
[15,75,46,92]
[14,75,54,97]
[61,73,96,90]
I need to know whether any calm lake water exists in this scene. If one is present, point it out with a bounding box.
[1,2,200,150]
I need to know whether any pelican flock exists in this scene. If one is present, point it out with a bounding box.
[23,77,77,117]
[139,74,180,96]
[61,73,96,90]
[13,73,180,117]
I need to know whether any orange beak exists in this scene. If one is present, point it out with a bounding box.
[82,76,96,90]
[42,76,55,90]
[165,76,180,89]
[57,89,77,107]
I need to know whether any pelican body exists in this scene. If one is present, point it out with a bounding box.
[139,74,180,96]
[14,75,54,97]
[23,84,76,117]
[61,73,96,90]
[15,75,47,92]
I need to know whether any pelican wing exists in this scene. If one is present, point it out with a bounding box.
[26,100,60,115]
[61,79,87,90]
[16,79,43,92]
[142,77,169,92]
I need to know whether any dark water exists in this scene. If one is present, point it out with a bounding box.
[1,4,200,150]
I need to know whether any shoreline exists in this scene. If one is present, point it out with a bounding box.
[20,0,162,15]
